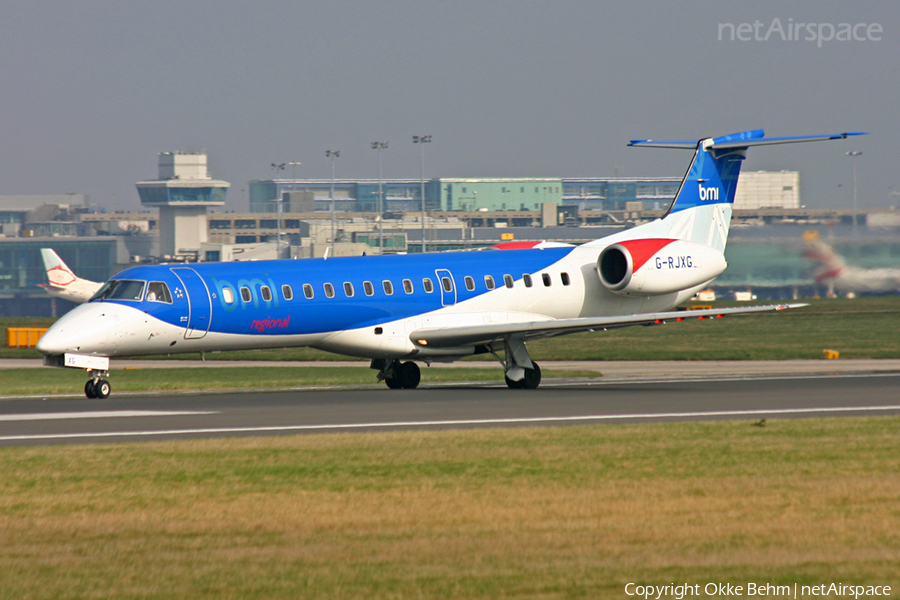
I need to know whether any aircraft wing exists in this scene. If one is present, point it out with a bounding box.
[410,304,805,348]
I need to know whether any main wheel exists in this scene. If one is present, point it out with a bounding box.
[85,380,98,399]
[385,375,403,389]
[398,362,420,389]
[521,362,541,389]
[505,373,523,389]
[506,363,542,390]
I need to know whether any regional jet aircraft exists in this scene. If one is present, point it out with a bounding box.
[36,130,863,398]
[38,248,102,304]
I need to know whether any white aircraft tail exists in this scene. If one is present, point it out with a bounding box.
[802,237,846,283]
[39,249,102,303]
[42,249,79,287]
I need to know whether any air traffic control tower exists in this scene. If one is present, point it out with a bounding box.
[136,152,230,257]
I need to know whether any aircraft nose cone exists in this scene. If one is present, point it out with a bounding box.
[36,307,99,355]
[35,328,65,355]
[36,302,142,356]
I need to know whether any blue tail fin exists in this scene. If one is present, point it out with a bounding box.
[662,130,761,216]
[626,130,865,249]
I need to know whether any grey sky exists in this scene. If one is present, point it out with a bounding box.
[1,0,896,211]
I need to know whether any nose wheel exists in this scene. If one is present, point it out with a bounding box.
[84,372,111,399]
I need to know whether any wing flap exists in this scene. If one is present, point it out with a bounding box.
[410,304,805,348]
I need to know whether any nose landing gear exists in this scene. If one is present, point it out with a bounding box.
[42,354,113,399]
[84,370,111,399]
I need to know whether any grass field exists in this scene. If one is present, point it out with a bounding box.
[0,366,601,396]
[3,295,900,362]
[1,417,898,599]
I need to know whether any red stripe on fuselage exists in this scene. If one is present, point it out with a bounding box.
[492,241,543,250]
[617,239,678,271]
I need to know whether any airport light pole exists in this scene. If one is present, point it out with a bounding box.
[846,151,862,236]
[413,135,431,253]
[326,150,340,255]
[270,163,286,257]
[281,161,302,258]
[371,141,388,253]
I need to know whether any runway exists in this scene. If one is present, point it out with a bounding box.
[1,372,899,446]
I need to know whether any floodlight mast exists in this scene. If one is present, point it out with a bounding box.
[371,141,388,253]
[846,151,862,236]
[326,150,340,254]
[413,135,432,253]
[270,163,286,257]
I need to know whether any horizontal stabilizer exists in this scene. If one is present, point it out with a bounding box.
[629,131,866,150]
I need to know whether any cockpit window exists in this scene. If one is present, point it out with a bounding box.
[146,281,173,304]
[90,281,115,302]
[90,279,146,302]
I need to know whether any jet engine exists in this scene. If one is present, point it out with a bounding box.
[598,238,727,296]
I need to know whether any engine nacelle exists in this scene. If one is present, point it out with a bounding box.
[597,238,727,296]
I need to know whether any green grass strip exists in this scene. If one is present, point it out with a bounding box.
[0,367,602,396]
[0,417,898,598]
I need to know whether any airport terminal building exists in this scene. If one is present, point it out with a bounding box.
[248,171,799,214]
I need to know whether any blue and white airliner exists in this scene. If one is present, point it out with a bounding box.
[37,129,864,398]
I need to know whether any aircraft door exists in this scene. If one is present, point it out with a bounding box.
[435,269,456,306]
[170,267,212,339]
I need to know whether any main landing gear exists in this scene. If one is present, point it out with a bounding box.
[496,335,542,390]
[372,359,421,389]
[504,362,541,389]
[371,336,544,390]
[84,370,111,399]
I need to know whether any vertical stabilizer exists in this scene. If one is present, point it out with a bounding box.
[625,130,864,252]
[39,248,102,303]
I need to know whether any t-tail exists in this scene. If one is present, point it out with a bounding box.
[625,129,866,252]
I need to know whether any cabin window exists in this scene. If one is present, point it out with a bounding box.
[343,282,354,297]
[464,276,475,291]
[522,274,533,288]
[147,281,173,304]
[561,272,570,286]
[260,286,272,302]
[403,279,414,294]
[364,281,374,296]
[484,275,495,290]
[282,285,293,301]
[423,278,434,293]
[441,277,453,293]
[324,283,335,298]
[240,286,252,302]
[303,283,314,299]
[542,273,551,287]
[504,274,514,289]
[221,287,235,304]
[383,280,394,295]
